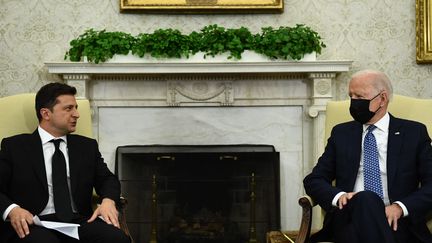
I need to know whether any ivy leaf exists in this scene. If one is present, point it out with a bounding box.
[64,24,325,63]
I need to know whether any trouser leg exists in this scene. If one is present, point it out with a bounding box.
[9,225,62,243]
[77,218,130,243]
[333,191,395,243]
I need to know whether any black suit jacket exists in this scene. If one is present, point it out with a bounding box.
[0,130,120,240]
[304,115,432,242]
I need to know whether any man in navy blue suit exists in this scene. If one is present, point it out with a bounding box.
[304,70,432,243]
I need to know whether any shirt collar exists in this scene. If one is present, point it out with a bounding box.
[38,126,68,145]
[363,112,390,133]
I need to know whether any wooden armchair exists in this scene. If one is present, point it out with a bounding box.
[0,93,132,240]
[293,94,432,243]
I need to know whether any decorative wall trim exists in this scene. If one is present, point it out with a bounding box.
[46,61,352,75]
[167,81,234,106]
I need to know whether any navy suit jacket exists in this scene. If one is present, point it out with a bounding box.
[0,130,120,241]
[304,115,432,241]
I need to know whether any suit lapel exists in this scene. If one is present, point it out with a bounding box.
[347,122,363,190]
[29,130,49,192]
[66,135,80,195]
[387,115,403,194]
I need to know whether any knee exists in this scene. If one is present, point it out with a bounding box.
[352,191,384,207]
[79,220,131,243]
[355,190,382,201]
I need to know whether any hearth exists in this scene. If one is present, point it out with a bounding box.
[116,145,280,243]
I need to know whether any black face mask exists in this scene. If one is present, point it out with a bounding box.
[349,93,382,124]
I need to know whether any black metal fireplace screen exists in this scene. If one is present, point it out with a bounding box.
[115,145,280,243]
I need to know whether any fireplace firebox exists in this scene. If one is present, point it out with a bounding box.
[116,145,280,243]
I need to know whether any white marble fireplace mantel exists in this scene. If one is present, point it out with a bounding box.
[45,60,352,230]
[45,60,352,112]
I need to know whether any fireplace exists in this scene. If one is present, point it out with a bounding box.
[116,145,280,243]
[46,60,352,231]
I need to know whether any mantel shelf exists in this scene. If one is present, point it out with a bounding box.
[45,60,352,74]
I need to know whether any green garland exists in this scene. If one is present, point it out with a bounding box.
[65,24,326,64]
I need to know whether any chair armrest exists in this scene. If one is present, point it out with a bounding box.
[118,196,132,240]
[299,195,315,207]
[295,195,315,243]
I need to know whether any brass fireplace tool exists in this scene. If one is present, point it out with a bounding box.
[150,174,158,243]
[249,172,258,243]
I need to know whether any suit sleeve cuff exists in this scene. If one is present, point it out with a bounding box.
[332,192,346,207]
[3,204,19,221]
[393,201,408,217]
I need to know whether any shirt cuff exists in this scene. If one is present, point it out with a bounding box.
[3,204,19,221]
[332,192,346,207]
[393,201,408,217]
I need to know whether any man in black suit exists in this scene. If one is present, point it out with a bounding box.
[0,83,130,243]
[304,70,432,243]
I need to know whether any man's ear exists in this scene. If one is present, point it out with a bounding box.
[40,108,51,120]
[380,91,389,106]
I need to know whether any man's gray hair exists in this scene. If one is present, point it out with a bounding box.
[350,69,393,100]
